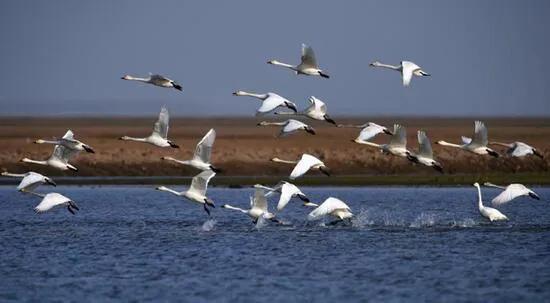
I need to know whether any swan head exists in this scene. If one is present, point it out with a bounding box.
[20,158,30,163]
[473,182,480,187]
[34,139,45,144]
[119,136,130,140]
[232,90,245,96]
[257,121,269,126]
[121,75,132,80]
[369,61,381,67]
[267,60,279,65]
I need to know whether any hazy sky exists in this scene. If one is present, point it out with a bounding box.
[1,1,549,116]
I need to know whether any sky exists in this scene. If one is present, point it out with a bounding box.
[0,0,549,117]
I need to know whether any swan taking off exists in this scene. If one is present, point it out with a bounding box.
[271,154,330,180]
[222,185,277,224]
[21,130,79,171]
[156,170,216,216]
[28,192,79,214]
[473,182,508,222]
[370,60,430,87]
[354,124,410,158]
[406,131,443,173]
[307,197,353,222]
[121,73,182,91]
[35,130,95,153]
[268,43,330,78]
[338,122,393,141]
[489,141,544,158]
[437,121,499,157]
[257,119,316,137]
[256,181,310,211]
[484,182,540,206]
[162,129,220,172]
[275,96,337,125]
[1,171,56,193]
[119,106,179,148]
[232,91,298,115]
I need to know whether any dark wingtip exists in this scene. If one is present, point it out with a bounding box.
[529,192,541,200]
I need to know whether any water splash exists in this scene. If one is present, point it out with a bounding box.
[410,213,436,228]
[382,212,406,226]
[451,218,476,228]
[352,209,375,228]
[200,219,217,232]
[254,216,268,230]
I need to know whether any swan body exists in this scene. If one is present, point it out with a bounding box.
[121,73,182,91]
[484,182,540,205]
[275,96,336,125]
[370,60,430,86]
[34,130,95,153]
[473,182,508,222]
[257,119,316,137]
[256,181,310,211]
[338,122,392,141]
[406,131,443,173]
[162,129,220,172]
[21,130,79,171]
[1,171,56,192]
[155,170,216,215]
[268,44,330,78]
[271,154,330,180]
[354,124,410,158]
[119,106,179,148]
[232,91,297,115]
[490,141,543,158]
[307,197,353,221]
[437,121,499,157]
[222,185,276,223]
[30,192,79,214]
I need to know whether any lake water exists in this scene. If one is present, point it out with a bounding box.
[0,186,549,302]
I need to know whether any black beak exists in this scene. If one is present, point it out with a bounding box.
[319,166,331,177]
[324,115,337,125]
[286,103,298,113]
[46,179,57,187]
[529,192,541,200]
[232,92,238,96]
[120,77,125,79]
[305,127,316,135]
[70,201,80,211]
[67,206,75,215]
[533,150,544,159]
[118,137,124,140]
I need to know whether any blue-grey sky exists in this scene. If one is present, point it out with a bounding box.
[1,1,549,116]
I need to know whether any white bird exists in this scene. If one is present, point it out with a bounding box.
[268,43,330,78]
[221,185,277,223]
[119,106,179,148]
[354,124,410,158]
[338,122,393,141]
[155,170,216,216]
[271,154,330,180]
[256,181,310,211]
[274,96,337,125]
[162,129,220,172]
[370,60,430,87]
[1,171,56,193]
[489,141,544,158]
[484,182,540,206]
[473,182,508,222]
[437,121,499,157]
[232,90,298,115]
[121,73,182,91]
[34,130,95,153]
[257,119,316,137]
[307,197,353,223]
[21,131,79,171]
[28,191,79,214]
[406,131,443,173]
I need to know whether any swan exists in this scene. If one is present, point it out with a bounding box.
[21,132,79,171]
[271,154,330,180]
[121,73,182,91]
[406,131,443,173]
[473,182,508,222]
[370,60,430,87]
[119,106,179,148]
[489,141,543,158]
[161,129,221,172]
[337,122,393,141]
[274,96,336,125]
[307,197,353,223]
[155,170,216,216]
[257,119,316,137]
[354,124,410,158]
[28,192,79,214]
[437,121,499,157]
[221,185,277,223]
[268,43,330,78]
[232,91,298,115]
[1,171,56,193]
[34,130,95,153]
[483,182,540,205]
[256,181,310,211]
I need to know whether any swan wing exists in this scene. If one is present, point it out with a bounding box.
[472,121,488,146]
[389,124,407,147]
[491,184,529,205]
[401,61,420,87]
[307,197,350,220]
[62,130,75,140]
[153,106,170,139]
[150,74,171,84]
[510,143,533,157]
[290,154,322,180]
[301,43,318,68]
[277,182,301,211]
[17,172,45,191]
[50,144,77,163]
[283,119,306,134]
[417,131,433,158]
[193,129,216,162]
[34,193,71,213]
[461,136,472,145]
[257,93,287,114]
[252,186,268,212]
[357,123,388,141]
[310,96,327,114]
[189,170,216,196]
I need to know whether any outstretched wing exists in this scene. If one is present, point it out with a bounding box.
[17,172,45,191]
[300,43,318,68]
[282,119,307,134]
[307,197,350,220]
[153,106,170,139]
[472,121,488,146]
[277,182,301,211]
[401,61,420,87]
[310,96,327,114]
[417,130,433,158]
[34,193,71,213]
[189,170,216,196]
[150,74,171,82]
[357,123,389,141]
[50,144,77,163]
[257,93,288,114]
[461,136,472,145]
[193,129,216,162]
[290,154,322,180]
[491,184,528,205]
[252,186,268,212]
[389,124,407,147]
[510,143,533,157]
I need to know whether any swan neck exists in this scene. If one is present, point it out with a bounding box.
[36,139,60,144]
[271,158,297,164]
[126,76,150,82]
[239,91,266,99]
[22,158,47,165]
[373,62,400,70]
[437,141,462,148]
[223,204,248,214]
[476,185,483,209]
[354,140,381,148]
[122,136,147,142]
[1,172,26,178]
[158,186,181,196]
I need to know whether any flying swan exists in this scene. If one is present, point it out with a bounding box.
[354,124,410,158]
[370,60,430,86]
[21,131,79,171]
[232,91,298,115]
[156,170,216,216]
[119,106,179,148]
[307,197,353,223]
[483,182,540,205]
[34,130,95,153]
[257,119,316,137]
[338,122,392,141]
[437,121,499,157]
[29,192,79,214]
[121,73,182,91]
[256,181,310,211]
[268,43,330,78]
[221,185,278,224]
[275,96,337,125]
[489,141,543,158]
[162,129,220,172]
[473,182,508,222]
[1,171,56,193]
[406,131,443,173]
[271,154,330,180]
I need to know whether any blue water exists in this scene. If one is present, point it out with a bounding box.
[1,186,549,302]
